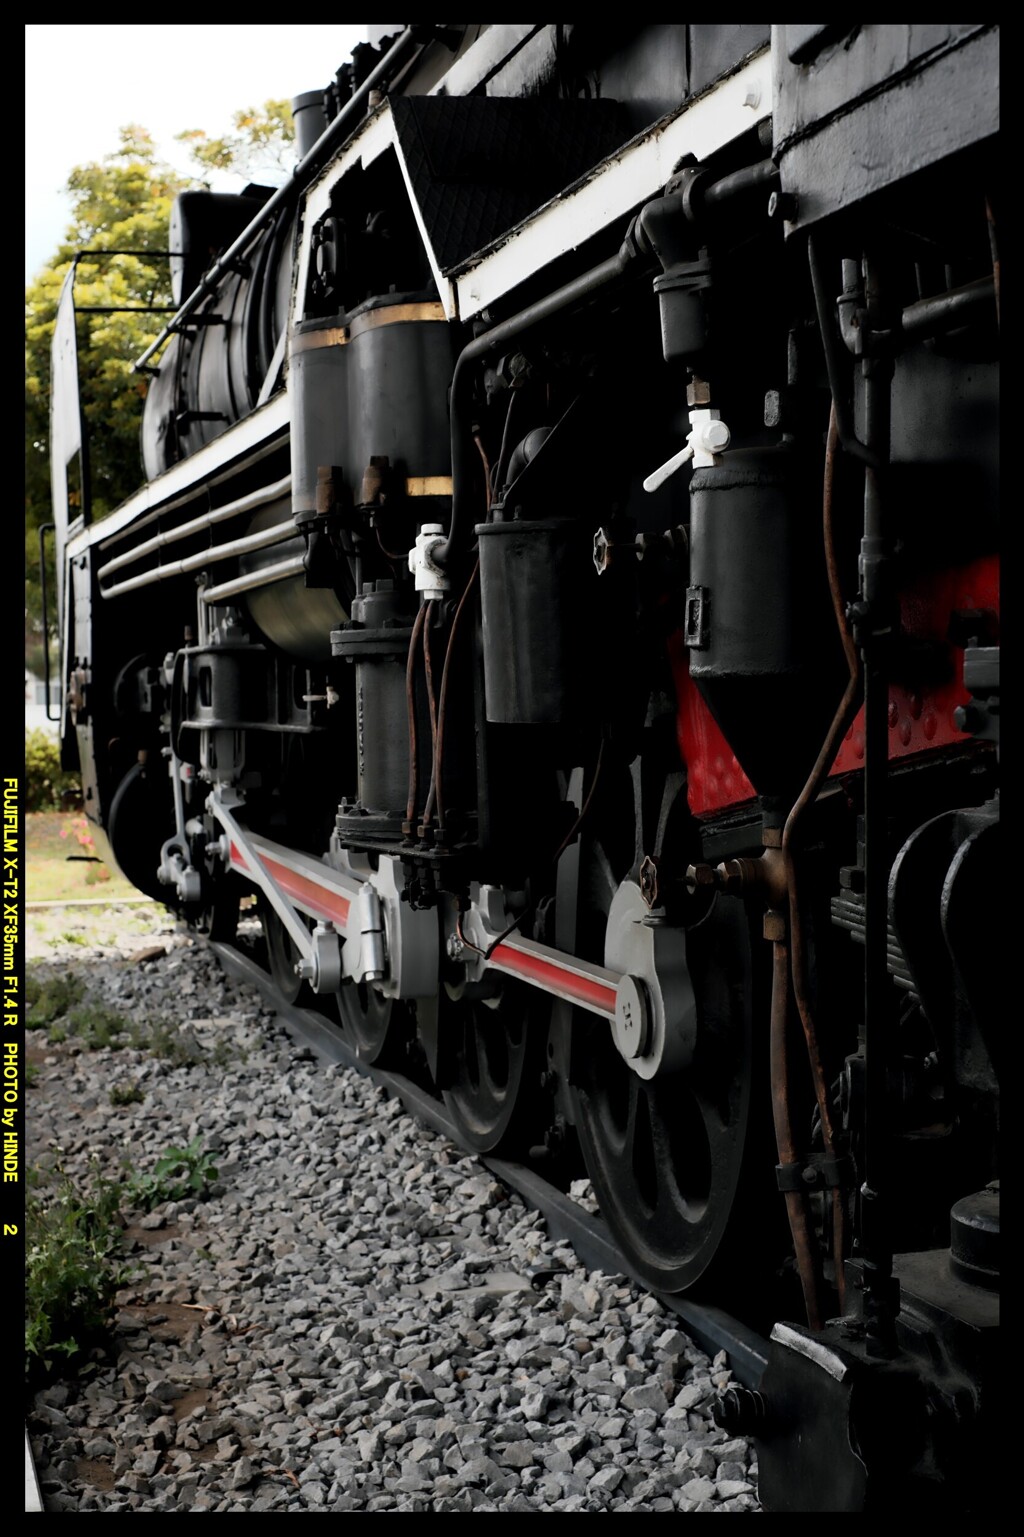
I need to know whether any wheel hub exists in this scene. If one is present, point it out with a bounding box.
[604,880,696,1078]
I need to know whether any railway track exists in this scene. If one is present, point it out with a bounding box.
[211,937,770,1393]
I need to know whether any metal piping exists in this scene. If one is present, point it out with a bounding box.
[439,244,643,568]
[782,405,861,1315]
[132,27,421,373]
[201,554,307,605]
[440,156,782,567]
[807,235,881,472]
[98,475,292,583]
[900,274,995,339]
[98,520,298,600]
[770,935,823,1332]
[855,251,899,1358]
[700,158,779,207]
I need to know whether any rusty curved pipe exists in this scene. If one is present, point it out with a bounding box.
[770,935,823,1331]
[782,403,862,1311]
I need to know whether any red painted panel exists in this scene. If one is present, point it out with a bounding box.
[669,555,998,818]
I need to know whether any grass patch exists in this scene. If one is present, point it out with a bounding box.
[66,1006,128,1051]
[26,969,85,1027]
[26,812,144,905]
[127,1136,219,1211]
[26,1163,137,1381]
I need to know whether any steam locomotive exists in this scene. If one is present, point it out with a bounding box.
[49,25,999,1512]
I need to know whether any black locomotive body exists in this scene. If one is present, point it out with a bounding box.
[49,24,1000,1512]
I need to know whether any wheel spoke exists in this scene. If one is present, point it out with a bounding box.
[442,984,542,1155]
[568,784,770,1294]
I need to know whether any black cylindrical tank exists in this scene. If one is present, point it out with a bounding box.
[292,89,329,159]
[289,295,454,529]
[331,581,429,837]
[476,517,596,726]
[686,444,844,808]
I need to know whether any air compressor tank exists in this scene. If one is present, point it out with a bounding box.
[685,443,844,812]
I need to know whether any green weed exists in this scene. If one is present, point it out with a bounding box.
[66,1006,127,1051]
[26,969,86,1028]
[138,1021,204,1067]
[128,1136,219,1210]
[25,1162,135,1381]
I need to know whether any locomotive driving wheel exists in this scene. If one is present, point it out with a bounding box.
[260,897,313,1006]
[440,980,547,1155]
[567,761,774,1299]
[336,979,410,1067]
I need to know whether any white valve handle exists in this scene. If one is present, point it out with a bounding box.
[643,413,731,493]
[643,441,695,493]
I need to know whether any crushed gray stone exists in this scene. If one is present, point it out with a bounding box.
[26,912,760,1512]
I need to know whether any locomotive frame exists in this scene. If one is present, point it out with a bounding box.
[48,24,1000,1511]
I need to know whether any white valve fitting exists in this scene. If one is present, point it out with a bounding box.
[643,408,731,493]
[409,523,450,599]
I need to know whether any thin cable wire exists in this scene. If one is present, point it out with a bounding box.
[421,603,440,828]
[433,561,481,835]
[404,604,429,828]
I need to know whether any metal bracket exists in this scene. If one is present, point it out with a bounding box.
[683,586,710,650]
[207,794,357,993]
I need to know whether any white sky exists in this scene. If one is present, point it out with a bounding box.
[25,24,372,284]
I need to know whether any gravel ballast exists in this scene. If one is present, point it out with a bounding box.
[26,907,760,1513]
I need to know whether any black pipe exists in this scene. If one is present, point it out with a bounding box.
[807,234,881,471]
[857,252,899,1359]
[133,27,421,373]
[900,274,995,340]
[436,245,642,567]
[441,156,781,566]
[701,158,780,207]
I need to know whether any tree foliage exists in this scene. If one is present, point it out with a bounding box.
[176,99,295,180]
[24,106,295,639]
[25,126,191,632]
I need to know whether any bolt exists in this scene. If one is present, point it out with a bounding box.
[767,190,798,222]
[446,932,465,961]
[685,862,717,892]
[686,377,712,408]
[639,855,660,908]
[953,703,983,734]
[743,84,761,109]
[699,418,731,455]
